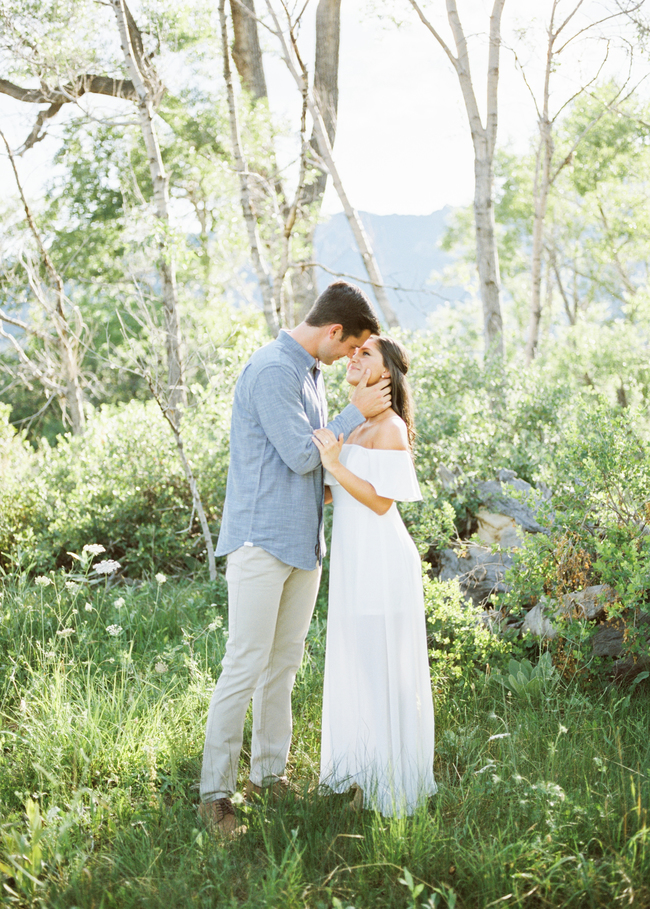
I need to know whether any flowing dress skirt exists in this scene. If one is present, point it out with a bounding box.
[320,445,436,817]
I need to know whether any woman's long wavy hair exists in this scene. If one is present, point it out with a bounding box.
[373,336,415,449]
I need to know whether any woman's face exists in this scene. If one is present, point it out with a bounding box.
[346,337,388,387]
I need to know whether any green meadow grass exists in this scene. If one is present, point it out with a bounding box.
[1,574,649,908]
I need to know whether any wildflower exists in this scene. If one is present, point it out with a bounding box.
[155,572,167,585]
[94,560,121,575]
[106,624,123,637]
[72,608,78,615]
[35,576,52,587]
[114,597,126,609]
[83,544,106,556]
[208,621,220,632]
[85,603,93,612]
[154,662,168,674]
[45,651,56,660]
[65,581,80,592]
[56,628,75,637]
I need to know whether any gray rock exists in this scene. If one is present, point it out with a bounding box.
[439,543,513,608]
[592,624,625,657]
[521,598,559,639]
[437,464,459,491]
[559,585,615,621]
[611,654,650,682]
[475,470,551,535]
[520,587,615,641]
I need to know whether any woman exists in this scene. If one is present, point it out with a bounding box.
[313,336,436,817]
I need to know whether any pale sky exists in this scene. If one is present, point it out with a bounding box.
[1,0,646,219]
[264,0,649,215]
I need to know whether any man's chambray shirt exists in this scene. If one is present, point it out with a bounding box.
[216,331,365,570]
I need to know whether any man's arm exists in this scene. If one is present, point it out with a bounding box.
[252,365,363,475]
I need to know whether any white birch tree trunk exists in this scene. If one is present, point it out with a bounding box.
[231,0,269,101]
[111,0,185,418]
[265,0,399,328]
[409,0,505,361]
[219,0,280,336]
[1,128,86,434]
[522,0,625,362]
[146,376,217,582]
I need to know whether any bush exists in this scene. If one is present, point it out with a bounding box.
[424,575,513,688]
[0,399,230,577]
[502,400,650,672]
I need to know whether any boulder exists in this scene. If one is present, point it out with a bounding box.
[521,598,559,639]
[592,622,625,657]
[559,584,615,621]
[439,543,514,608]
[521,585,615,640]
[475,469,550,535]
[477,508,524,548]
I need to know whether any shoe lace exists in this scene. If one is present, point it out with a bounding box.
[215,798,235,821]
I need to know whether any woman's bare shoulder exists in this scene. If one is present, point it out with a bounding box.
[371,412,409,451]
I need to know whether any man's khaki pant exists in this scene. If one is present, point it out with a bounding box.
[200,545,321,801]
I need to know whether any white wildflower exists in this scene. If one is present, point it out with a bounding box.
[65,580,80,592]
[83,544,106,556]
[35,576,52,587]
[208,621,219,631]
[154,662,168,674]
[45,651,56,660]
[56,628,75,637]
[114,597,126,609]
[94,560,121,575]
[72,608,78,615]
[155,573,167,585]
[85,603,93,612]
[106,624,123,637]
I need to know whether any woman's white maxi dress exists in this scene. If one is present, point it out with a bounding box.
[320,444,436,817]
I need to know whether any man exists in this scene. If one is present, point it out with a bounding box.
[199,280,391,835]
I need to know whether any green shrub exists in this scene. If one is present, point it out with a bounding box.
[502,400,650,672]
[0,399,230,577]
[424,575,513,688]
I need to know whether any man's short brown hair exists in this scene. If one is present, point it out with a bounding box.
[305,280,381,339]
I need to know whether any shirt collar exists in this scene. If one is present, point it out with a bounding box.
[276,329,318,371]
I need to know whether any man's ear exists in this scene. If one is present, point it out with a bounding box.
[328,323,343,340]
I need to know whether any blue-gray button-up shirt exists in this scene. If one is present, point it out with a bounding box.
[216,331,365,570]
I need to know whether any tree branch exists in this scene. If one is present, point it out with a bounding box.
[406,0,458,68]
[0,75,138,151]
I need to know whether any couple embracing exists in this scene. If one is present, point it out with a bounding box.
[199,281,436,834]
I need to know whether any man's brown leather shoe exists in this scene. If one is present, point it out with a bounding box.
[245,777,300,803]
[198,797,247,837]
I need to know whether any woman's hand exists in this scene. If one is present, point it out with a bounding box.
[312,428,344,471]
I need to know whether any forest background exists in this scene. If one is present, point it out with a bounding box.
[2,1,650,907]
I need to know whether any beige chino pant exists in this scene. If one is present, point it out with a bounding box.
[200,545,321,801]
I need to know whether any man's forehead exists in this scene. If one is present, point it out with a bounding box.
[347,330,372,347]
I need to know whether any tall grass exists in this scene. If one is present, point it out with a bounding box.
[1,573,649,908]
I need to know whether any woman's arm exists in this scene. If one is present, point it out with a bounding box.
[312,429,396,516]
[324,486,332,505]
[324,458,393,515]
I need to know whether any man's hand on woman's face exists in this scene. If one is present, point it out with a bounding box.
[350,369,392,418]
[312,428,344,470]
